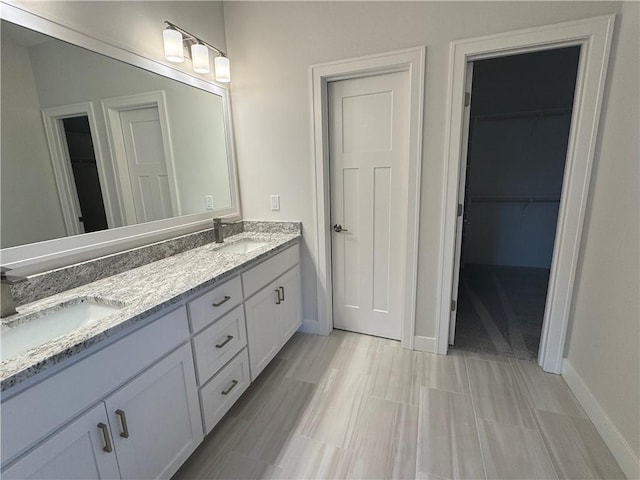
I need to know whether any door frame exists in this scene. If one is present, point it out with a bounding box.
[41,102,116,235]
[310,47,425,348]
[101,91,181,225]
[436,15,615,373]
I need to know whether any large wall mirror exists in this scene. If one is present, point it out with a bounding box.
[0,4,240,274]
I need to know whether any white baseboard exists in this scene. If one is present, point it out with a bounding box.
[298,319,321,335]
[413,335,437,353]
[562,359,639,480]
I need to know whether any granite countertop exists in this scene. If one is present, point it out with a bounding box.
[0,231,300,392]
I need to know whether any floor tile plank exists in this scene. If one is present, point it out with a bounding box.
[477,420,558,480]
[533,409,626,479]
[417,387,485,480]
[346,396,419,479]
[298,368,372,449]
[511,359,587,418]
[466,357,536,428]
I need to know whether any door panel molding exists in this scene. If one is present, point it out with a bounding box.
[437,15,615,373]
[310,47,425,348]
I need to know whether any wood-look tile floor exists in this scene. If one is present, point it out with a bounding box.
[173,330,625,480]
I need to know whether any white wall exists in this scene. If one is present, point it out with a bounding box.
[565,0,639,471]
[222,0,623,332]
[0,40,66,247]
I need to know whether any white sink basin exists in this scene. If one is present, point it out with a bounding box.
[1,298,123,362]
[219,239,269,254]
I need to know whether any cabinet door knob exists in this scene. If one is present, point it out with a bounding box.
[97,422,113,453]
[115,409,130,438]
[279,286,285,301]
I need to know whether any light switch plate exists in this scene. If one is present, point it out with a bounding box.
[270,195,280,211]
[205,195,214,210]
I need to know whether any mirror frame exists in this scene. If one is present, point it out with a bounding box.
[0,3,241,274]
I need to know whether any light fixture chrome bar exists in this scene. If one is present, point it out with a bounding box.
[164,21,227,57]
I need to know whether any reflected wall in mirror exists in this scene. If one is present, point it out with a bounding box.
[1,20,233,249]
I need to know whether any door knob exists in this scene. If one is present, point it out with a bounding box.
[333,224,349,233]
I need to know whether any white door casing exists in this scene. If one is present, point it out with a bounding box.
[329,72,409,340]
[41,102,116,235]
[311,47,425,348]
[437,15,615,374]
[101,91,181,226]
[119,107,174,223]
[448,62,474,345]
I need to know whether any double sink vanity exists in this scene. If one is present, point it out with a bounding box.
[0,224,302,479]
[0,4,304,478]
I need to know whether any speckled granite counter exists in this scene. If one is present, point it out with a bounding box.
[1,231,300,392]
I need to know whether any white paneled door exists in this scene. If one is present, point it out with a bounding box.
[119,107,174,223]
[329,71,410,340]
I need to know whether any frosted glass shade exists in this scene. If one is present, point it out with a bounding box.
[191,44,210,73]
[215,56,231,82]
[163,29,184,63]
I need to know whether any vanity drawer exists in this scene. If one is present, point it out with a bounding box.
[188,276,243,333]
[192,305,247,386]
[199,348,250,435]
[242,243,299,298]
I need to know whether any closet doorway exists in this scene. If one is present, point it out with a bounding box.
[61,116,109,234]
[449,47,581,360]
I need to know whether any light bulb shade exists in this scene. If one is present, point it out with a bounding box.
[163,29,184,63]
[215,56,231,82]
[191,44,210,73]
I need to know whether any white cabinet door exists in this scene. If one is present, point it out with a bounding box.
[104,344,202,480]
[244,282,281,381]
[3,403,120,480]
[276,266,302,342]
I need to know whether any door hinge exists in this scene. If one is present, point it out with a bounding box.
[457,203,463,217]
[78,216,84,223]
[451,299,457,311]
[464,92,471,107]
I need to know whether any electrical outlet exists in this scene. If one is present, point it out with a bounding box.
[270,195,280,211]
[205,195,214,210]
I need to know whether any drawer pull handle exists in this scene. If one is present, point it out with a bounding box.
[275,289,281,305]
[279,286,285,301]
[212,295,231,307]
[97,422,113,453]
[115,409,130,438]
[216,335,234,349]
[221,379,239,395]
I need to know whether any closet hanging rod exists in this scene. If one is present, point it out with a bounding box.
[469,194,561,204]
[471,107,572,122]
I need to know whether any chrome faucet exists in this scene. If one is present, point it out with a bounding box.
[1,267,26,318]
[213,218,236,243]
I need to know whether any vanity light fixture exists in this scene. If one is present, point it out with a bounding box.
[163,21,230,82]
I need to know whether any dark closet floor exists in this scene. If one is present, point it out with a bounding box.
[452,264,550,360]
